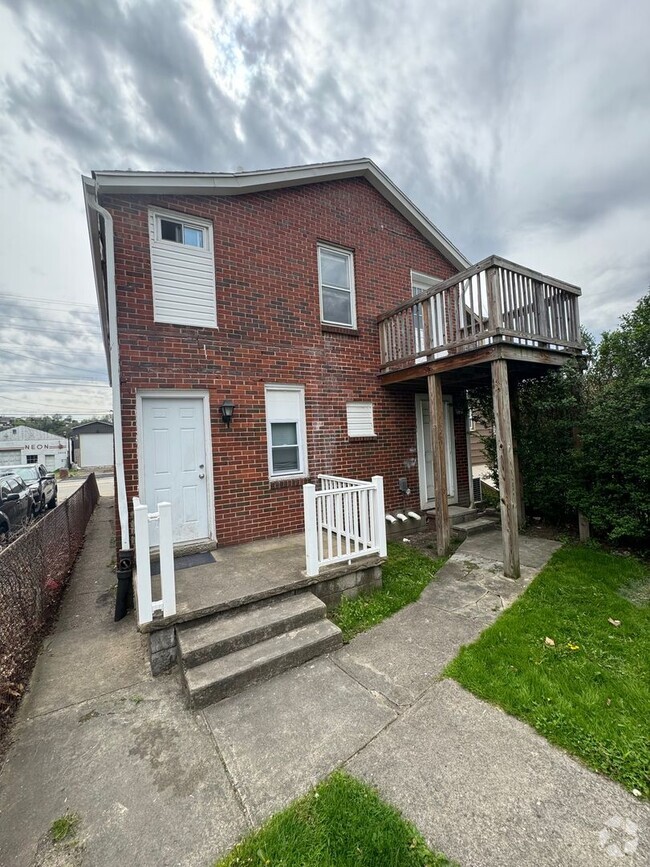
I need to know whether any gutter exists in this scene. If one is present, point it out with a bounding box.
[83,181,130,551]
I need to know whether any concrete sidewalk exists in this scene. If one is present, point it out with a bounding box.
[1,509,647,866]
[0,497,249,867]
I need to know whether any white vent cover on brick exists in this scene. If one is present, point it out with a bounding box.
[346,402,375,437]
[148,209,217,327]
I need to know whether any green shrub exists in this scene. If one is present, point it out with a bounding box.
[468,292,650,546]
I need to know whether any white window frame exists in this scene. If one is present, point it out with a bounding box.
[411,270,442,358]
[346,402,376,438]
[318,244,356,329]
[154,211,211,251]
[264,385,308,480]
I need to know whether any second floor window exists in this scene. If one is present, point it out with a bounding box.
[159,217,205,248]
[148,208,216,328]
[318,245,356,328]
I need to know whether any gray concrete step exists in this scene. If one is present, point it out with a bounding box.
[449,507,479,526]
[452,517,500,539]
[184,619,343,709]
[177,592,326,668]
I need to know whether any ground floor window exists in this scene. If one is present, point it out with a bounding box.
[265,385,307,479]
[25,454,38,464]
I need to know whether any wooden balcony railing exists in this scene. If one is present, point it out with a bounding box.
[378,256,582,372]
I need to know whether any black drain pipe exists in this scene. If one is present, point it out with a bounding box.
[114,548,134,621]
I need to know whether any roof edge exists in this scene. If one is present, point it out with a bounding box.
[90,159,470,270]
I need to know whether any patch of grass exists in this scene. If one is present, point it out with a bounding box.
[445,545,650,796]
[215,770,453,866]
[331,542,448,642]
[50,812,80,843]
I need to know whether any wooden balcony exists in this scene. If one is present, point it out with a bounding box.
[378,256,582,385]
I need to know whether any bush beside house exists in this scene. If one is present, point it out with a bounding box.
[469,292,650,547]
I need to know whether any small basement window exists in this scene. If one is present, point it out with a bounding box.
[346,402,375,438]
[159,217,205,248]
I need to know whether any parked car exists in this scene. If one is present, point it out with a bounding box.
[0,464,57,514]
[0,474,34,543]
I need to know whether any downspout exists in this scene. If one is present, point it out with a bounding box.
[84,187,130,551]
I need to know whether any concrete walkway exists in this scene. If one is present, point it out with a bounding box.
[1,504,648,866]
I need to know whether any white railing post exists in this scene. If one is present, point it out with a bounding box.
[372,475,388,558]
[133,497,153,627]
[157,501,176,618]
[303,483,319,577]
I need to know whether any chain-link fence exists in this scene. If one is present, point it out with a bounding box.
[0,474,100,740]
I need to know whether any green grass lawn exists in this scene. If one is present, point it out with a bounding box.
[214,771,453,866]
[331,541,448,642]
[445,544,650,796]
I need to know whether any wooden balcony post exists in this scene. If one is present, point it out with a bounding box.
[509,378,526,530]
[427,373,450,555]
[486,266,503,335]
[491,358,520,578]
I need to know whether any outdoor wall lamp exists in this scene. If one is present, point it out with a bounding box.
[220,399,236,428]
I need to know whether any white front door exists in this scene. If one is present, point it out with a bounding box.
[141,396,210,544]
[415,394,458,508]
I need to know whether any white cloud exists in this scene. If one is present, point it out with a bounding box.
[0,0,647,420]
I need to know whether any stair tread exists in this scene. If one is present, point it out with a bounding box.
[185,619,341,694]
[177,592,325,657]
[459,517,498,530]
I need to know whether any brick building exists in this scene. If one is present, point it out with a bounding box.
[83,160,473,554]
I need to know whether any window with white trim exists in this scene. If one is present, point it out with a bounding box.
[318,245,356,328]
[148,209,216,327]
[159,217,206,248]
[265,386,308,478]
[346,402,375,438]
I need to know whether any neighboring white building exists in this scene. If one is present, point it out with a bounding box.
[70,421,114,468]
[0,425,68,470]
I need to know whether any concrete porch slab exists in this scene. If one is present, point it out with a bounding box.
[144,532,384,631]
[145,533,307,630]
[203,657,396,825]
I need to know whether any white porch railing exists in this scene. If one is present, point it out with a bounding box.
[303,474,388,577]
[133,497,176,626]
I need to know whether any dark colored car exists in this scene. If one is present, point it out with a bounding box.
[0,474,34,543]
[1,464,58,514]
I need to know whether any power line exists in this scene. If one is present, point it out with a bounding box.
[0,377,111,388]
[0,348,108,375]
[0,324,103,338]
[0,293,99,310]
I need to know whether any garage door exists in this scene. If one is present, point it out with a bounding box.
[79,433,114,467]
[0,450,21,466]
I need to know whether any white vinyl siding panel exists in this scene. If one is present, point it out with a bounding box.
[149,210,217,327]
[346,402,375,437]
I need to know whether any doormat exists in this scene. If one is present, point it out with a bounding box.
[151,551,215,576]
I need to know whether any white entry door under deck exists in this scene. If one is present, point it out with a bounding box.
[139,394,213,545]
[415,394,457,509]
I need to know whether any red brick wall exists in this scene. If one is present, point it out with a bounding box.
[102,178,469,547]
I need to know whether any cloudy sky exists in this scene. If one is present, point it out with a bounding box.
[0,0,648,419]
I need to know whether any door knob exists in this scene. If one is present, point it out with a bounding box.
[198,473,205,479]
